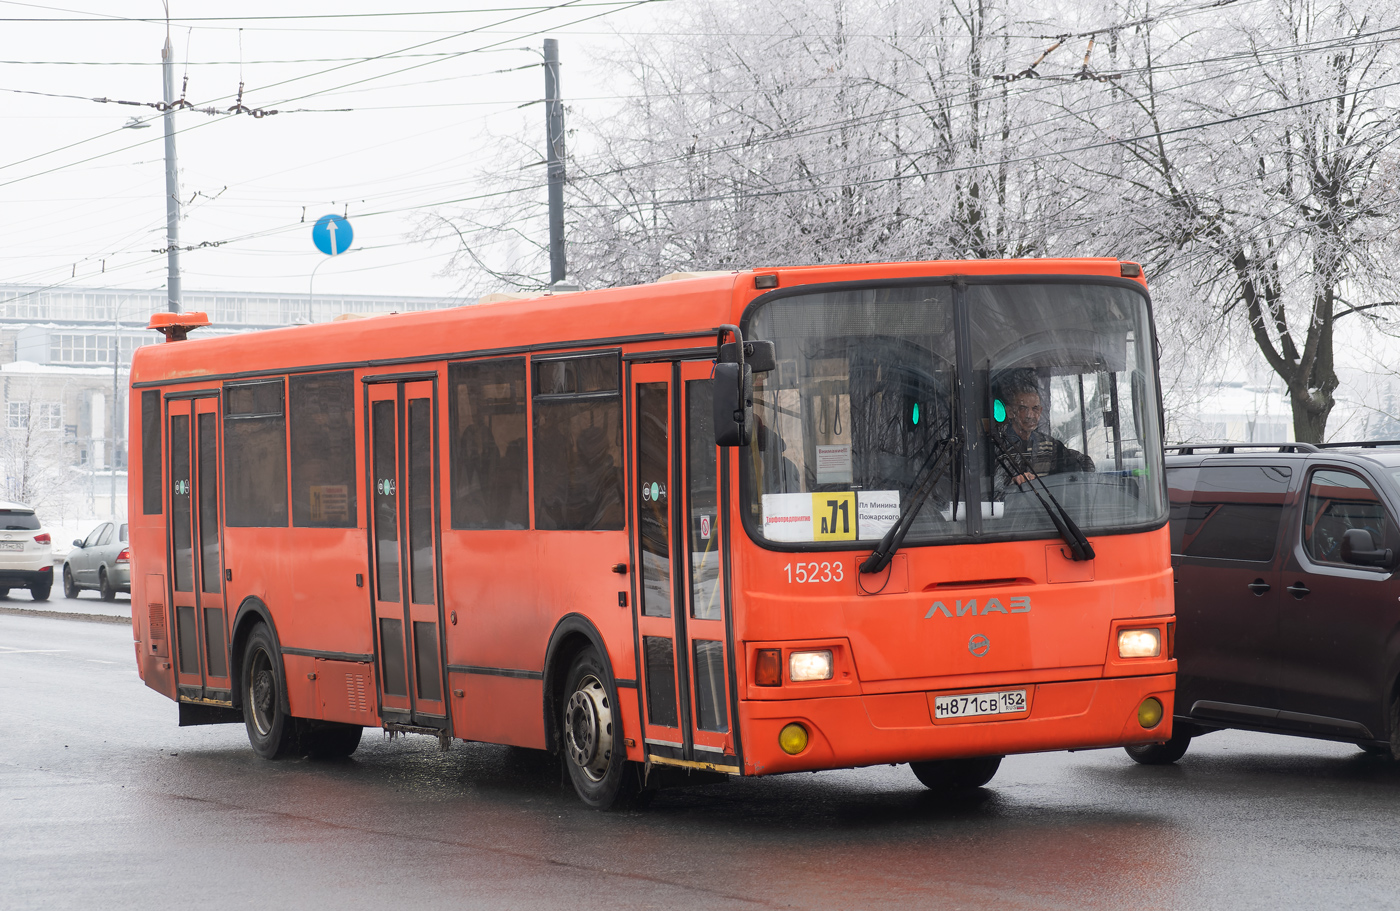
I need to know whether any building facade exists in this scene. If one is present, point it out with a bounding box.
[0,283,460,517]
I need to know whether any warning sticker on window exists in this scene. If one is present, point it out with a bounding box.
[815,445,852,485]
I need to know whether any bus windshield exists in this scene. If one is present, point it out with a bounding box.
[744,280,1166,547]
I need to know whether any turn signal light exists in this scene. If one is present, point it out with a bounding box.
[33,533,50,545]
[1118,628,1161,658]
[778,722,809,754]
[1166,622,1176,659]
[755,649,782,686]
[1138,697,1164,729]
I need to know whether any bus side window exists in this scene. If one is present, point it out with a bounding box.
[449,358,528,530]
[289,372,357,528]
[532,353,624,531]
[224,379,289,527]
[142,389,162,514]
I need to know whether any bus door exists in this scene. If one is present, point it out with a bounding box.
[365,377,448,728]
[630,359,738,772]
[167,394,231,703]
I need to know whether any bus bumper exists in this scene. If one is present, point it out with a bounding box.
[740,673,1174,776]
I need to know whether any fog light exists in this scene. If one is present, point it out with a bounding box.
[1118,628,1161,658]
[778,722,809,754]
[1138,697,1164,728]
[789,649,833,682]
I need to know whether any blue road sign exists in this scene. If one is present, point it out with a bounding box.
[312,214,353,256]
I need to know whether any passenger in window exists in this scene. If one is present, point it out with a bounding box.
[994,369,1094,490]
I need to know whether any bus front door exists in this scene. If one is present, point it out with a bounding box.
[630,360,738,774]
[365,378,448,730]
[166,395,231,705]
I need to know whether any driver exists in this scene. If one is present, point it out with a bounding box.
[995,370,1094,489]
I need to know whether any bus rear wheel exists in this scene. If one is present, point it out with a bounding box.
[241,624,300,760]
[303,722,363,760]
[910,755,1002,790]
[560,648,634,809]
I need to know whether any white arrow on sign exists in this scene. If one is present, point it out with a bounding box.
[327,219,340,256]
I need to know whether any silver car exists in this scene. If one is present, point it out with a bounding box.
[63,521,130,601]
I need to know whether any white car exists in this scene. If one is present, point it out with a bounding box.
[0,501,53,600]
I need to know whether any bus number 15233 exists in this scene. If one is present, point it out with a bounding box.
[784,561,844,584]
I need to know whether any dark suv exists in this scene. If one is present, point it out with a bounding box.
[1128,441,1400,764]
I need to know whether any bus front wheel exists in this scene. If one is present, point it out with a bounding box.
[910,755,1002,790]
[1124,729,1192,765]
[241,624,300,760]
[560,648,634,808]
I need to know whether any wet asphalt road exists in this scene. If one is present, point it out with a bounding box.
[2,611,1399,911]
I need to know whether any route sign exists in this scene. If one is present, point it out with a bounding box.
[312,214,353,256]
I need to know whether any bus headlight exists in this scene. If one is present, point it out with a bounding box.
[1118,628,1161,658]
[789,649,833,682]
[779,723,809,754]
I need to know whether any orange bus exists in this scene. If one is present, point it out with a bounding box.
[129,259,1176,807]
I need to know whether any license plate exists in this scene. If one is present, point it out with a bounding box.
[0,542,22,552]
[933,689,1027,719]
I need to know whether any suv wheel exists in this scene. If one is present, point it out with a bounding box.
[30,581,51,602]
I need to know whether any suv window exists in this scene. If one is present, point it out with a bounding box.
[1303,468,1392,566]
[1171,464,1292,561]
[0,509,40,531]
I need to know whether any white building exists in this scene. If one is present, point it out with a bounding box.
[0,283,463,520]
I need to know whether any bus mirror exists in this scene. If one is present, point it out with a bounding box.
[713,362,753,446]
[719,340,776,373]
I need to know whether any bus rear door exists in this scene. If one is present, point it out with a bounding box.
[166,394,231,704]
[366,377,448,731]
[630,359,739,773]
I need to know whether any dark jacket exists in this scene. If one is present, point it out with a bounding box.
[997,427,1094,491]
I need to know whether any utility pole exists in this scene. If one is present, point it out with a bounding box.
[162,32,182,313]
[543,38,566,286]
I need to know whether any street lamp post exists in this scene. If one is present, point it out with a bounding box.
[109,293,139,519]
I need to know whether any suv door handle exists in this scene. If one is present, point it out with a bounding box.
[1247,579,1271,595]
[1286,582,1311,599]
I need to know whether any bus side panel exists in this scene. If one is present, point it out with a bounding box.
[130,529,175,700]
[442,529,543,747]
[535,531,634,721]
[128,389,175,700]
[287,527,375,657]
[222,526,299,700]
[451,671,544,748]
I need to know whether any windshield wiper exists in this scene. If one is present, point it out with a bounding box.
[860,434,959,575]
[987,430,1095,561]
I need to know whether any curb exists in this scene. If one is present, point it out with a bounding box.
[0,605,129,625]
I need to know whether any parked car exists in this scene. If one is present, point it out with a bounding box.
[0,501,53,600]
[1128,441,1400,764]
[63,520,130,601]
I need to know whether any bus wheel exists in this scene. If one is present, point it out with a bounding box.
[561,649,631,808]
[241,624,300,760]
[304,722,363,760]
[1124,729,1192,765]
[910,755,1002,790]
